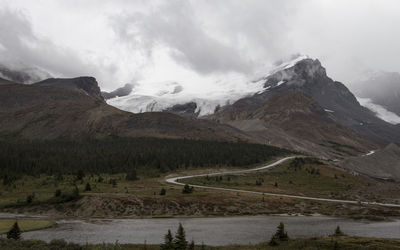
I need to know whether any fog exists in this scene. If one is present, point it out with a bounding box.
[0,0,399,92]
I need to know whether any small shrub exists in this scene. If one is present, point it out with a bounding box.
[26,193,35,204]
[55,189,62,197]
[182,184,194,194]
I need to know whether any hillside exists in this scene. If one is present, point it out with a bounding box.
[209,90,375,158]
[249,59,400,145]
[0,77,252,141]
[340,144,400,181]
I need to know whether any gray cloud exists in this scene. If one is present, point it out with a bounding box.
[110,1,255,74]
[0,0,400,90]
[0,8,116,84]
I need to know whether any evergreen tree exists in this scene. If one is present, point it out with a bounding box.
[0,138,290,178]
[173,223,188,250]
[275,222,289,241]
[268,235,279,246]
[188,240,195,250]
[84,182,91,191]
[333,226,345,236]
[7,222,21,240]
[160,230,174,250]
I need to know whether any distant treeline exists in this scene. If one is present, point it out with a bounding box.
[0,137,291,179]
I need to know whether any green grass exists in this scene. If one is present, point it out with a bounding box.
[0,171,215,209]
[0,158,282,209]
[1,158,400,218]
[0,175,82,208]
[182,158,400,202]
[0,219,55,234]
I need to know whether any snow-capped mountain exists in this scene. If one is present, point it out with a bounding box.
[106,55,400,147]
[207,57,400,157]
[107,55,311,117]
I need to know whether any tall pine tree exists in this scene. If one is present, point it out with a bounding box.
[173,223,188,250]
[160,229,174,250]
[7,221,21,240]
[275,222,289,241]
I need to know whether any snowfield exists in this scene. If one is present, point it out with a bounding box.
[357,97,400,125]
[107,55,311,117]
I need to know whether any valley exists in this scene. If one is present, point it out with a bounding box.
[2,1,400,248]
[1,56,400,248]
[2,156,400,221]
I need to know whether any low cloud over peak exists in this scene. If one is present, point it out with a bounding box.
[0,0,400,92]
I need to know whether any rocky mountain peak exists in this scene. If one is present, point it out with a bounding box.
[101,83,134,100]
[264,58,328,89]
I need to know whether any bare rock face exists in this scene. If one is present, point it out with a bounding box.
[35,77,105,101]
[165,102,199,117]
[210,89,376,159]
[101,83,134,100]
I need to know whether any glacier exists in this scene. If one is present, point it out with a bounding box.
[107,55,311,117]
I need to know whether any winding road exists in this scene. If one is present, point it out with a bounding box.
[166,156,400,208]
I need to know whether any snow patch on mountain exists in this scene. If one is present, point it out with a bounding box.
[107,55,312,116]
[270,55,310,74]
[357,97,400,125]
[107,81,263,116]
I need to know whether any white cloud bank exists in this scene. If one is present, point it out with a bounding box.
[0,0,400,92]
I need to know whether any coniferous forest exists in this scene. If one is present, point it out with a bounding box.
[0,137,291,180]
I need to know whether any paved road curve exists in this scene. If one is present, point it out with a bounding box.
[166,156,400,208]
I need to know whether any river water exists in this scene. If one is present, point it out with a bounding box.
[3,215,398,246]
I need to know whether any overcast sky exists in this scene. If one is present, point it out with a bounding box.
[0,0,399,92]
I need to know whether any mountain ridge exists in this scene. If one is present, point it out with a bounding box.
[210,58,400,146]
[208,90,376,158]
[0,77,253,142]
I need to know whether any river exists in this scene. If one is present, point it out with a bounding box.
[3,214,399,246]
